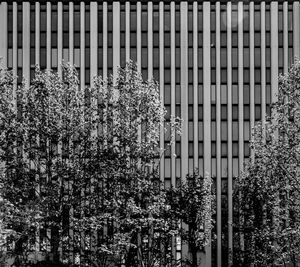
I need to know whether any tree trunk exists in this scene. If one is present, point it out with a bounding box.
[51,226,60,264]
[189,226,198,267]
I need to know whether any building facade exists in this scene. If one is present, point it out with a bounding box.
[0,1,299,266]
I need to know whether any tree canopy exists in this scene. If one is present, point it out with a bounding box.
[0,62,214,267]
[235,61,300,266]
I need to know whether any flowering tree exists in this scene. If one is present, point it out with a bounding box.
[0,61,213,267]
[235,61,300,266]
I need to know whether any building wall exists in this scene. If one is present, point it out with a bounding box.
[0,1,299,266]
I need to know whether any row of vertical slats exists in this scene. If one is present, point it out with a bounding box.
[0,1,299,267]
[159,2,165,182]
[170,2,176,185]
[227,3,233,263]
[215,4,222,267]
[202,3,211,266]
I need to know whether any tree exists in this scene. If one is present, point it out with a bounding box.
[166,171,215,267]
[235,61,300,266]
[0,63,91,266]
[0,61,213,267]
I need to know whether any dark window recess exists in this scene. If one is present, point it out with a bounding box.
[63,32,69,48]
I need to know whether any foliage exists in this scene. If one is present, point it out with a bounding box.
[235,61,300,266]
[0,61,213,267]
[166,172,215,267]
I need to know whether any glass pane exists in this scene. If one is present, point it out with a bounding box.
[244,142,250,157]
[255,105,261,120]
[176,85,181,104]
[165,159,171,178]
[211,85,216,103]
[188,48,193,68]
[211,105,216,121]
[232,122,238,141]
[244,121,250,140]
[141,48,148,68]
[141,32,147,47]
[176,142,181,157]
[255,69,261,84]
[211,122,216,141]
[221,142,227,157]
[233,142,239,157]
[164,10,170,31]
[188,85,193,105]
[198,48,203,67]
[164,48,171,67]
[153,10,159,31]
[63,48,69,61]
[244,105,250,120]
[164,84,171,104]
[221,159,227,177]
[232,69,238,84]
[130,32,137,48]
[254,85,261,104]
[74,48,80,66]
[40,48,46,68]
[51,48,57,67]
[41,33,47,47]
[63,32,69,48]
[254,48,260,67]
[221,122,227,141]
[232,33,238,47]
[198,122,203,141]
[266,48,271,67]
[254,32,260,47]
[164,69,171,83]
[254,11,260,31]
[153,32,159,47]
[141,11,147,31]
[265,10,270,31]
[221,85,227,104]
[176,158,181,177]
[221,32,227,47]
[198,105,203,120]
[221,48,227,68]
[232,48,238,68]
[221,105,227,120]
[244,69,250,84]
[74,33,80,48]
[153,48,159,68]
[211,142,216,157]
[188,122,193,141]
[244,48,250,67]
[232,85,238,104]
[17,49,22,68]
[233,158,239,176]
[232,105,238,121]
[199,142,203,157]
[221,69,227,84]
